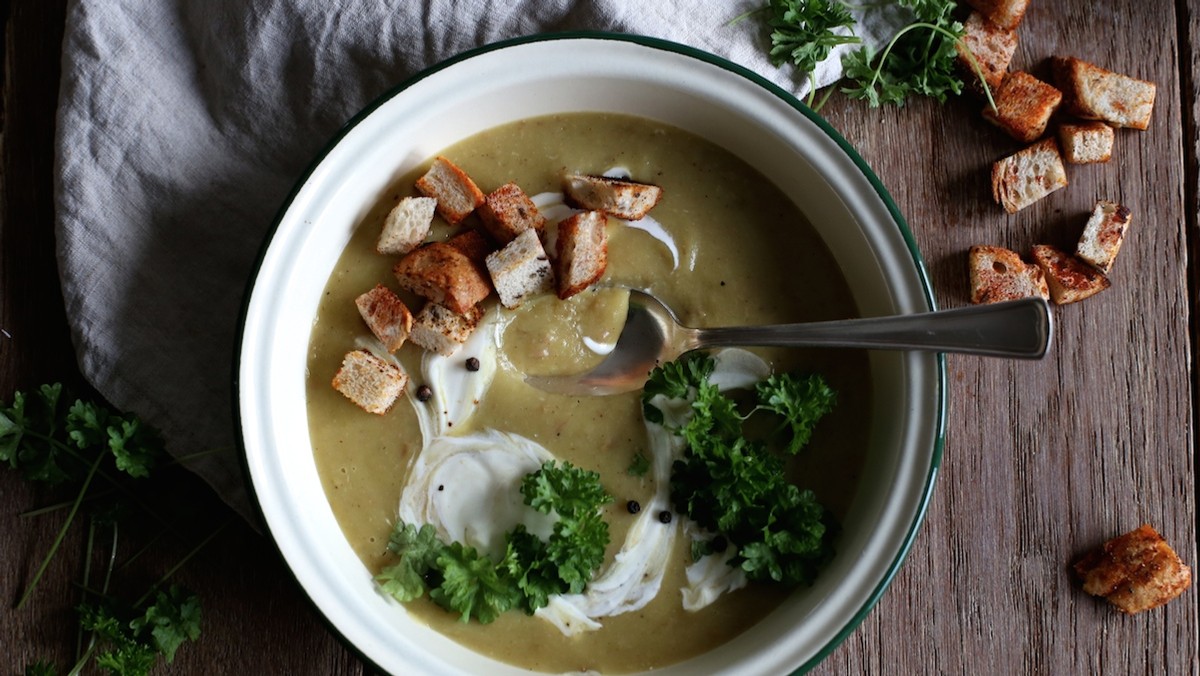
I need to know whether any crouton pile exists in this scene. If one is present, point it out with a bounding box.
[957,0,1153,308]
[331,156,664,414]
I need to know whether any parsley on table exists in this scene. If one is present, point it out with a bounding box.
[376,461,612,623]
[644,354,839,586]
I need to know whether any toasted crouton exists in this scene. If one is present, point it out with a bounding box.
[1030,245,1110,305]
[955,12,1018,93]
[355,284,414,352]
[563,174,663,221]
[991,138,1068,213]
[414,156,485,224]
[554,211,608,299]
[409,303,485,357]
[1076,201,1132,273]
[983,72,1063,142]
[478,183,546,245]
[332,349,408,415]
[486,229,554,309]
[1052,57,1156,130]
[446,229,494,267]
[962,0,1029,30]
[377,196,436,255]
[1074,524,1192,615]
[393,242,491,314]
[969,245,1049,304]
[1058,122,1114,164]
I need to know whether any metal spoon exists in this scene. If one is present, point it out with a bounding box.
[526,288,1052,396]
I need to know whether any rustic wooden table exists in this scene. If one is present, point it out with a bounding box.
[3,1,1197,674]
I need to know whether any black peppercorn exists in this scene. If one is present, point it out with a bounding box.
[416,384,433,402]
[626,500,641,514]
[465,357,480,372]
[658,510,672,524]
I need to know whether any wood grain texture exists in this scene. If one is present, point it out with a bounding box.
[2,0,1196,674]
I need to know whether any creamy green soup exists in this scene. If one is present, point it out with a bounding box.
[305,113,871,673]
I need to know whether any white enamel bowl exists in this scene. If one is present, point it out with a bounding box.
[236,34,944,676]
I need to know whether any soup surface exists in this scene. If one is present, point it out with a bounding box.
[305,113,871,673]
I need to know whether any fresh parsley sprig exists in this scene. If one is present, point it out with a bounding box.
[644,354,839,586]
[376,460,612,623]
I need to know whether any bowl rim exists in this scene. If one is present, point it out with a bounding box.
[232,30,947,676]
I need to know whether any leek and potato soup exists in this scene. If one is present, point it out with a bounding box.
[305,113,872,673]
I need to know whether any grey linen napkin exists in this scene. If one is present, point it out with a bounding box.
[54,0,906,518]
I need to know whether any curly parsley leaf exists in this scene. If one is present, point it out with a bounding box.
[131,586,203,663]
[79,587,201,676]
[23,661,57,676]
[430,542,519,624]
[765,0,861,78]
[756,373,837,455]
[841,13,966,107]
[376,522,445,602]
[642,352,715,423]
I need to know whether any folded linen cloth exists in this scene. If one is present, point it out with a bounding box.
[54,0,907,518]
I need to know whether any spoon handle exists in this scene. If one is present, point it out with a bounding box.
[692,297,1053,359]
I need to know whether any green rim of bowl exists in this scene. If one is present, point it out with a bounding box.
[233,29,948,676]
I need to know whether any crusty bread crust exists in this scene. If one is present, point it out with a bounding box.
[983,72,1063,142]
[956,11,1018,93]
[409,303,485,357]
[554,211,608,299]
[1031,244,1110,305]
[563,174,663,221]
[478,183,546,245]
[393,241,491,314]
[969,245,1049,304]
[991,138,1068,213]
[415,156,485,224]
[445,229,494,267]
[331,349,408,415]
[1053,57,1156,130]
[963,0,1029,30]
[1076,200,1132,273]
[1074,524,1192,614]
[355,284,414,352]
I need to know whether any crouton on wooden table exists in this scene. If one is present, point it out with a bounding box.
[563,174,663,220]
[554,210,609,299]
[486,228,554,309]
[355,284,414,352]
[478,182,546,245]
[968,245,1049,304]
[962,0,1029,30]
[409,303,485,357]
[956,11,1018,93]
[991,138,1068,213]
[1074,524,1192,615]
[377,196,435,255]
[1052,57,1157,130]
[1076,200,1132,273]
[982,72,1063,142]
[393,241,491,314]
[414,156,485,224]
[1030,244,1110,305]
[1058,122,1114,164]
[332,349,408,415]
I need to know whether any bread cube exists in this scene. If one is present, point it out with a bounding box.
[485,229,554,309]
[1052,57,1156,130]
[414,156,485,224]
[563,174,663,221]
[409,303,485,357]
[393,242,491,314]
[1074,524,1192,614]
[991,138,1068,213]
[446,228,494,266]
[962,0,1029,30]
[982,72,1063,142]
[969,245,1049,304]
[478,183,546,245]
[332,349,408,415]
[1076,200,1132,273]
[355,284,414,352]
[1030,245,1110,305]
[377,196,435,255]
[554,211,609,300]
[1058,122,1114,164]
[955,11,1018,93]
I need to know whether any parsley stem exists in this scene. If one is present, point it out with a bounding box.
[864,21,996,112]
[76,518,98,660]
[15,451,104,610]
[133,517,232,608]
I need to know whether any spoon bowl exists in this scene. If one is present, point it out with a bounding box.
[527,288,1053,396]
